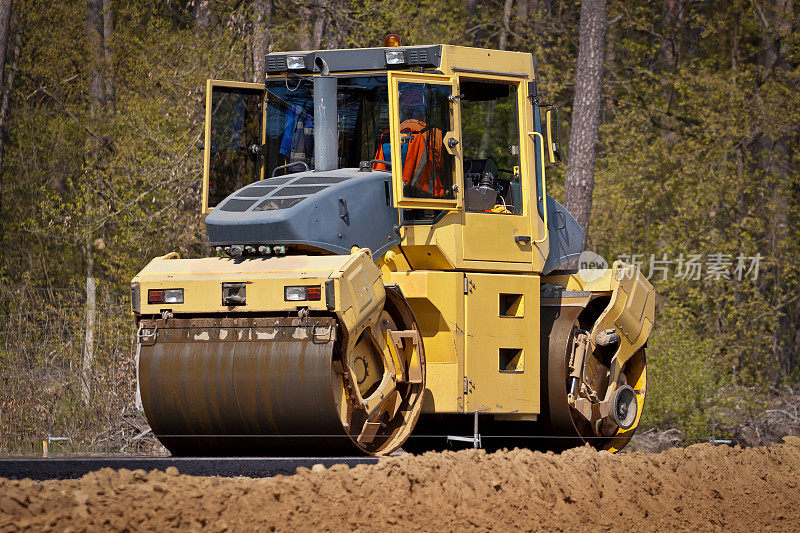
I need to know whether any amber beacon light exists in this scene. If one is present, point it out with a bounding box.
[384,34,401,47]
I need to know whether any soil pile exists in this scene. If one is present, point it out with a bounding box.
[2,438,800,531]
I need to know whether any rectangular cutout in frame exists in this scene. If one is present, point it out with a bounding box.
[499,348,524,372]
[499,293,524,317]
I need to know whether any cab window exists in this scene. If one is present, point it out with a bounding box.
[208,86,263,208]
[459,79,522,214]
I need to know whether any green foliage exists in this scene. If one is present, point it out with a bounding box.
[1,0,799,450]
[639,306,724,442]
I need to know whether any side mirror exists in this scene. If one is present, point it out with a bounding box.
[543,106,562,164]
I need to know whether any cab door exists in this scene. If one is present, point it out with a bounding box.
[202,80,266,213]
[457,74,538,264]
[386,72,463,210]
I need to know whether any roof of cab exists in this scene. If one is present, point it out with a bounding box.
[265,45,534,79]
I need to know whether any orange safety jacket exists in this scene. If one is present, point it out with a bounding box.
[373,119,446,198]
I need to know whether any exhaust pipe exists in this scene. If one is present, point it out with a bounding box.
[313,57,337,172]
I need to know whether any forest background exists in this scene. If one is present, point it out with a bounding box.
[1,0,799,453]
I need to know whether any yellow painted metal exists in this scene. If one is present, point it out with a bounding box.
[455,72,537,264]
[421,360,460,413]
[528,131,548,243]
[376,246,412,275]
[463,273,540,414]
[543,269,615,293]
[134,255,329,315]
[201,79,266,214]
[386,71,463,210]
[131,250,386,332]
[387,270,464,413]
[461,212,534,263]
[440,46,534,78]
[590,262,654,370]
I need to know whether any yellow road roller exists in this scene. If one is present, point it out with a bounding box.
[131,41,654,456]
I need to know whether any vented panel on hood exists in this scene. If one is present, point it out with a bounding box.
[294,176,352,185]
[220,199,257,212]
[272,186,328,197]
[236,186,276,198]
[253,198,304,211]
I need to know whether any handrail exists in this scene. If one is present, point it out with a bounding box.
[527,131,548,243]
[271,161,309,178]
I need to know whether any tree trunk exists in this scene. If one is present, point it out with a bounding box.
[83,0,107,405]
[464,0,482,45]
[81,238,96,404]
[312,6,324,49]
[498,0,513,50]
[195,0,211,30]
[514,0,537,46]
[0,2,18,249]
[87,0,105,116]
[298,6,313,50]
[0,0,12,92]
[252,0,273,83]
[755,0,793,377]
[660,0,682,70]
[564,0,607,254]
[102,0,115,109]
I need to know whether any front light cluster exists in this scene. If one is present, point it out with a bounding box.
[148,288,184,305]
[385,50,405,65]
[286,55,307,70]
[284,285,322,301]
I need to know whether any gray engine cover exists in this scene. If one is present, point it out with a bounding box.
[206,168,584,271]
[205,169,401,258]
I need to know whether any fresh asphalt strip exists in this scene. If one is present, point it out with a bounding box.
[0,457,379,480]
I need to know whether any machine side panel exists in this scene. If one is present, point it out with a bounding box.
[464,273,540,414]
[461,211,533,263]
[439,46,534,78]
[388,270,464,413]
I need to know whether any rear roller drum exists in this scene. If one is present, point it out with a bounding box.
[548,322,647,452]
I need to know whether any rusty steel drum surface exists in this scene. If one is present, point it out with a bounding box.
[138,316,361,456]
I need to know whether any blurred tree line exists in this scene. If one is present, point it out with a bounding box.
[0,0,798,444]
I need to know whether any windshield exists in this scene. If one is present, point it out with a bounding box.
[264,76,390,177]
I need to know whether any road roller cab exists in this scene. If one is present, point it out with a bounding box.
[131,42,654,456]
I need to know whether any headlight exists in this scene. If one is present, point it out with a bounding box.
[385,50,405,65]
[164,289,184,304]
[286,55,307,70]
[284,286,321,301]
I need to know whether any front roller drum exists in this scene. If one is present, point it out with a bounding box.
[541,295,647,453]
[138,292,425,456]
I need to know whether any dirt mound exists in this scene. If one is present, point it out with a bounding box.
[2,438,800,531]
